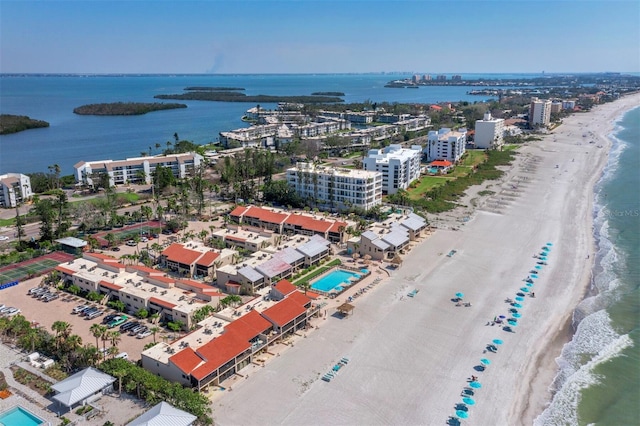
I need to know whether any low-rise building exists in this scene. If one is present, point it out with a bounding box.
[425,128,467,162]
[0,173,32,208]
[286,162,383,212]
[159,242,233,280]
[363,144,422,195]
[74,153,203,187]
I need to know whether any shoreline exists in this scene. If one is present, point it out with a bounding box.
[209,93,640,426]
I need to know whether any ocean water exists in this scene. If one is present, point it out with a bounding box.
[535,107,640,425]
[0,73,539,175]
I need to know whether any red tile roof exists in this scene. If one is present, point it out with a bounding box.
[225,235,247,243]
[149,296,177,309]
[430,160,452,167]
[193,332,250,380]
[85,252,117,262]
[244,206,288,224]
[196,251,219,266]
[99,280,122,291]
[287,291,312,307]
[328,221,347,233]
[272,279,297,296]
[229,205,249,218]
[284,214,332,233]
[224,310,272,340]
[55,265,76,275]
[161,244,203,265]
[128,265,162,275]
[305,291,320,299]
[261,297,307,327]
[176,279,214,292]
[170,347,204,374]
[148,276,174,284]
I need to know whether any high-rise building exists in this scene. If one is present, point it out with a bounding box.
[425,128,467,163]
[286,162,382,212]
[0,173,32,208]
[474,112,505,149]
[363,144,422,195]
[529,97,552,127]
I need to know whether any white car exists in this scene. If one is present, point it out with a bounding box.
[4,308,21,317]
[0,236,9,241]
[136,330,152,339]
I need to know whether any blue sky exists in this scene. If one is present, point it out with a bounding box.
[1,0,638,74]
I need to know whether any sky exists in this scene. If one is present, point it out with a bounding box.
[1,0,639,74]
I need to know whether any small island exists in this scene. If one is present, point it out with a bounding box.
[184,86,245,91]
[73,102,188,116]
[311,91,345,96]
[155,91,343,104]
[0,114,50,135]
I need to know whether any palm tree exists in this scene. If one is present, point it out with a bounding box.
[51,320,71,350]
[104,233,116,248]
[109,331,121,351]
[150,326,161,343]
[90,324,107,349]
[101,328,111,359]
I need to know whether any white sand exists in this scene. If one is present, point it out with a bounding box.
[207,94,640,426]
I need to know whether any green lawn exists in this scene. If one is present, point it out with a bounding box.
[460,150,487,167]
[407,176,453,200]
[0,218,15,227]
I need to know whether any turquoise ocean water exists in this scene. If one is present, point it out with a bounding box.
[535,107,640,425]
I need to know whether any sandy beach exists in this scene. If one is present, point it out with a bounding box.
[210,93,640,426]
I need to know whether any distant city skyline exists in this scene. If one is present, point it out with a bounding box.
[1,1,638,74]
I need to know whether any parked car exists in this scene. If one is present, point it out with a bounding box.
[128,325,146,336]
[111,247,121,252]
[38,292,54,300]
[4,308,21,317]
[86,310,104,320]
[82,307,99,317]
[44,293,59,302]
[31,288,47,297]
[107,315,128,328]
[136,329,152,339]
[73,305,90,314]
[119,321,139,332]
[102,314,119,324]
[0,306,15,314]
[126,240,136,247]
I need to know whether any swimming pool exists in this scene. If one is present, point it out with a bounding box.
[311,269,363,292]
[0,406,45,426]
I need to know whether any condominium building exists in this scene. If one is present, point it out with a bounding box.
[474,112,505,149]
[0,173,32,208]
[286,162,382,212]
[363,144,422,195]
[425,128,467,163]
[529,97,552,127]
[74,153,203,187]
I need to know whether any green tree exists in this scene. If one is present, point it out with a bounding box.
[90,324,107,350]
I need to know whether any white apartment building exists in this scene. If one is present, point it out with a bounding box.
[425,128,467,163]
[0,173,32,208]
[286,162,382,212]
[529,97,552,127]
[363,144,422,195]
[74,153,203,187]
[474,112,505,149]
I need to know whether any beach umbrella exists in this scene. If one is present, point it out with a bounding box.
[480,358,491,365]
[542,246,549,251]
[546,242,553,246]
[462,397,476,406]
[462,388,474,396]
[526,282,533,287]
[535,265,542,270]
[493,339,503,345]
[508,319,518,326]
[469,381,482,389]
[515,296,525,301]
[498,315,506,319]
[456,292,464,299]
[513,312,522,318]
[530,274,538,279]
[513,303,522,308]
[521,287,530,293]
[456,410,469,419]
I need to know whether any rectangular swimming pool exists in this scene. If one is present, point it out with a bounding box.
[0,406,46,426]
[311,269,364,292]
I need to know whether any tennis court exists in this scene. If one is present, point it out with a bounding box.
[94,221,162,246]
[0,251,75,286]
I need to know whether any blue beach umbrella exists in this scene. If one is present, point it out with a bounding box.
[456,292,464,299]
[521,287,530,293]
[526,282,533,287]
[508,319,518,326]
[535,265,542,270]
[513,303,522,308]
[480,358,491,365]
[515,296,525,301]
[547,242,553,246]
[542,246,550,251]
[530,274,539,279]
[463,397,476,405]
[493,339,503,345]
[456,410,469,419]
[513,312,522,318]
[469,381,482,389]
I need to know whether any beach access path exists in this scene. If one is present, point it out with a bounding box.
[210,93,640,426]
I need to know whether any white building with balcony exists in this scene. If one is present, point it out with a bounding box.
[363,144,422,195]
[286,162,382,212]
[0,173,32,208]
[74,153,203,187]
[425,128,467,163]
[529,97,552,127]
[474,112,505,149]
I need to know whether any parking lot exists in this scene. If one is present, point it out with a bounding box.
[0,276,163,361]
